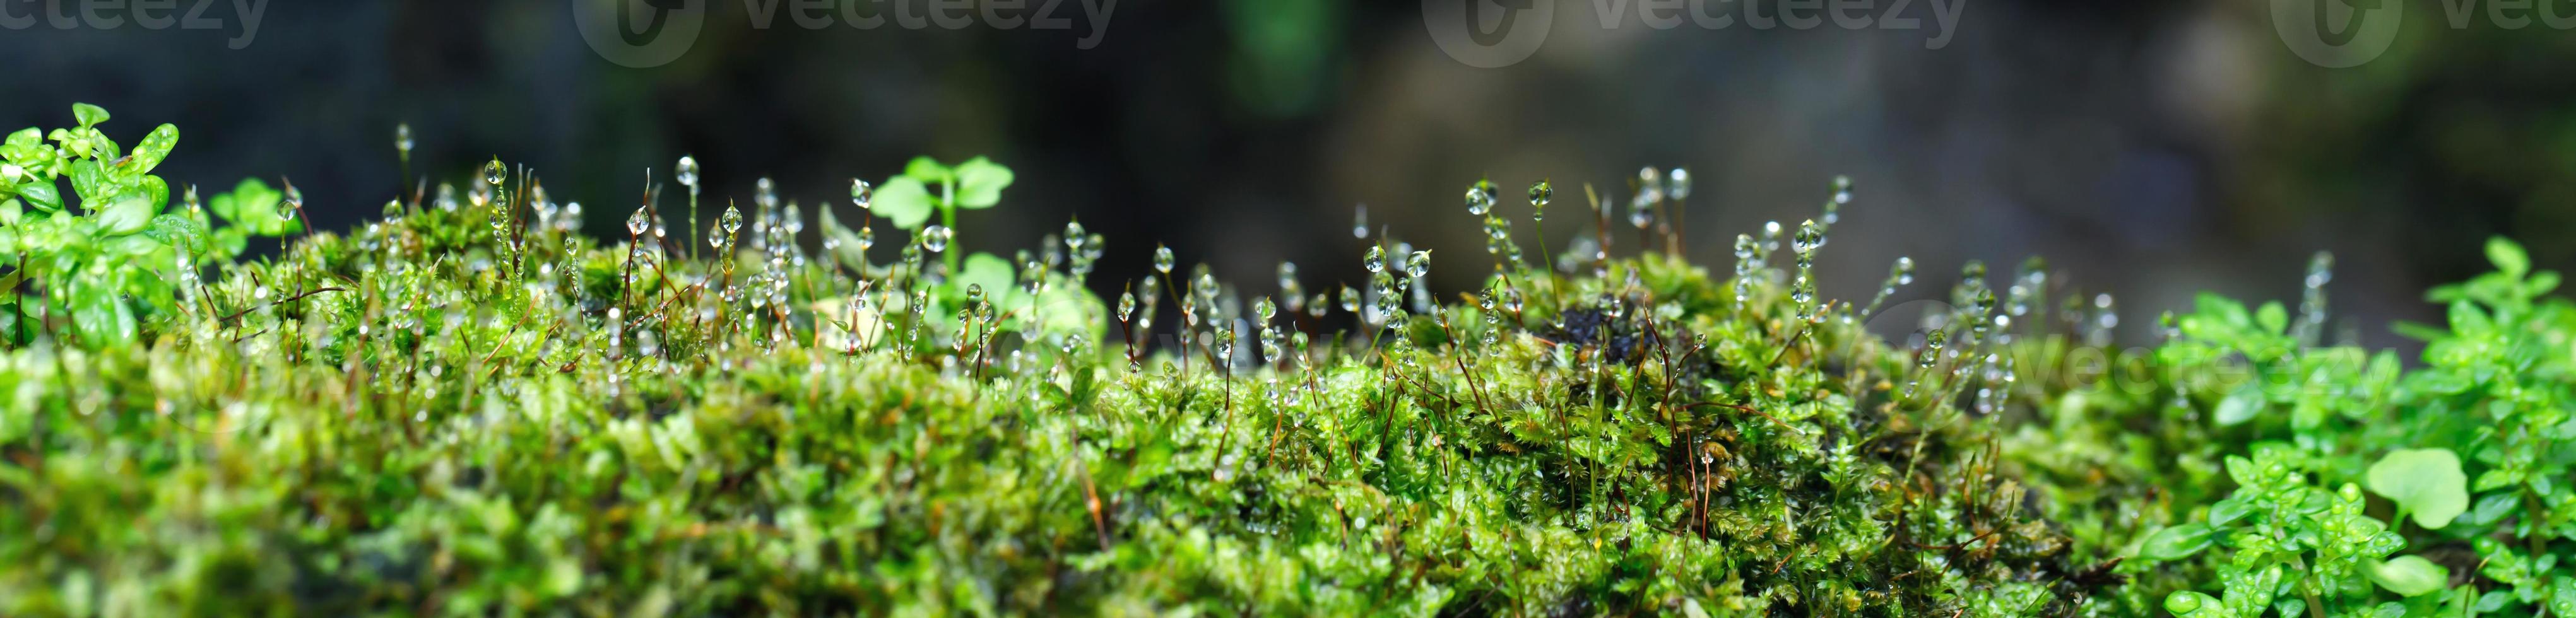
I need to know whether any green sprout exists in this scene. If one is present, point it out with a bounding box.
[868,155,1015,274]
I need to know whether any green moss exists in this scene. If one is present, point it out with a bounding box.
[11,107,2567,617]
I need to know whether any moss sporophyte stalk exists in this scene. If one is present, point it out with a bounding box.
[4,103,2574,616]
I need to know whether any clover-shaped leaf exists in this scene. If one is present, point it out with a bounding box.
[2368,555,2449,597]
[903,156,952,182]
[872,177,933,230]
[2366,448,2468,529]
[954,156,1013,209]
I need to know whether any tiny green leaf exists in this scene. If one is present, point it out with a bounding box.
[954,156,1014,209]
[872,177,934,230]
[2486,236,2529,277]
[902,156,952,182]
[2255,301,2288,335]
[2140,523,2213,561]
[2163,591,2224,616]
[2215,385,2264,426]
[145,213,208,256]
[95,189,160,236]
[124,124,177,176]
[2366,448,2468,529]
[71,103,110,128]
[17,181,61,213]
[2368,556,2449,597]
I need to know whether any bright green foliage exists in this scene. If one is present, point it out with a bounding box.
[868,155,1013,273]
[2009,236,2576,616]
[2365,448,2467,530]
[15,109,2576,616]
[0,136,2108,616]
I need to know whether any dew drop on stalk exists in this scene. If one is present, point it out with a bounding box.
[1339,285,1360,314]
[755,177,778,211]
[1465,179,1498,216]
[484,159,507,187]
[1118,292,1136,321]
[1527,180,1552,217]
[919,224,950,254]
[1669,168,1692,201]
[1256,296,1276,322]
[394,123,414,156]
[280,182,303,223]
[1827,175,1852,222]
[1405,250,1431,279]
[2089,293,2118,346]
[1760,221,1782,256]
[676,156,700,187]
[1364,246,1385,274]
[627,206,651,237]
[1154,245,1175,274]
[849,178,873,211]
[1792,219,1824,269]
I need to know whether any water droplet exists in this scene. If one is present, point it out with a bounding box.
[1792,219,1824,262]
[1465,179,1498,216]
[1920,330,1947,368]
[1669,168,1692,200]
[1894,257,1916,285]
[965,283,985,306]
[1154,245,1175,274]
[280,182,303,222]
[849,178,873,211]
[919,225,950,253]
[1256,296,1277,322]
[1364,246,1385,274]
[1405,250,1431,279]
[484,159,507,187]
[394,124,414,154]
[755,177,778,211]
[1527,180,1552,212]
[858,224,875,251]
[1339,286,1360,314]
[627,206,651,236]
[1118,292,1137,321]
[675,156,700,187]
[1961,260,1987,283]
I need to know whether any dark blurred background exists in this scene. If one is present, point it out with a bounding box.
[8,0,2572,350]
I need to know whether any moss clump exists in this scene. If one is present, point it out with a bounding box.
[66,106,2576,616]
[0,110,2125,615]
